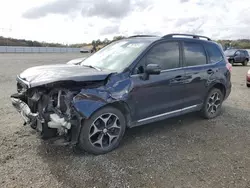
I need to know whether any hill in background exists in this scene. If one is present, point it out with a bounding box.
[0,36,125,48]
[1,36,250,49]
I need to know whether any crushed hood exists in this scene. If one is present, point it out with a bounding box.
[19,64,112,88]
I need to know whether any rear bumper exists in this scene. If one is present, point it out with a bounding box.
[224,82,232,100]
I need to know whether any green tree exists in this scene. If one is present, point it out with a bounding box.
[92,40,96,47]
[113,36,126,41]
[96,39,101,46]
[103,38,110,45]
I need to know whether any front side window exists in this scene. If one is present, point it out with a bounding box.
[224,49,237,56]
[183,42,207,66]
[146,42,180,70]
[205,43,223,63]
[80,40,151,72]
[235,51,240,56]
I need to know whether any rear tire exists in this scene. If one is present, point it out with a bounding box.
[242,59,248,66]
[201,88,223,119]
[229,60,234,66]
[78,106,126,155]
[247,84,250,88]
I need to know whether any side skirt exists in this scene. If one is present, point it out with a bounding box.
[129,104,203,128]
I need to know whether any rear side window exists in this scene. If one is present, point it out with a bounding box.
[183,42,207,66]
[240,51,245,56]
[146,42,180,70]
[205,43,223,63]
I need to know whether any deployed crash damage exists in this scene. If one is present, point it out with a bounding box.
[11,63,116,144]
[10,37,158,154]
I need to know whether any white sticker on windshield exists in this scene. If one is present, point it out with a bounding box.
[127,43,144,48]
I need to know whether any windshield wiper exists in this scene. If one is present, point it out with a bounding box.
[82,65,101,71]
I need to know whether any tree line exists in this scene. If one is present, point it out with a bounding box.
[217,39,250,50]
[1,35,250,49]
[0,36,126,48]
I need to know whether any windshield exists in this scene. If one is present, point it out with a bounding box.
[224,49,236,56]
[80,40,151,72]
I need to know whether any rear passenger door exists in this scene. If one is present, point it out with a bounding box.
[240,50,245,62]
[181,41,221,108]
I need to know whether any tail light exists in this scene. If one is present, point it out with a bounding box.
[247,70,250,78]
[225,58,232,72]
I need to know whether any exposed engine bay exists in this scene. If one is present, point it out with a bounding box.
[11,79,105,145]
[10,62,133,148]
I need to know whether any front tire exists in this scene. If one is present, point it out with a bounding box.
[242,59,248,66]
[247,83,250,88]
[201,88,223,119]
[78,106,126,155]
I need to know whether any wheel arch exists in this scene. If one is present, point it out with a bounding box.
[73,97,132,126]
[209,82,226,99]
[91,101,132,127]
[109,101,132,125]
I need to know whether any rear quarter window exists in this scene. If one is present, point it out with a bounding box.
[205,43,224,64]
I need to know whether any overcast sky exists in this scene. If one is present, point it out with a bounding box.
[0,0,250,44]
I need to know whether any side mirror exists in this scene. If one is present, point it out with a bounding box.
[141,64,161,80]
[145,64,161,75]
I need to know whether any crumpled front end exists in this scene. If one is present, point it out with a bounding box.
[11,96,38,126]
[10,77,91,145]
[11,72,132,146]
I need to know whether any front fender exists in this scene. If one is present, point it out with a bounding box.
[72,73,132,119]
[72,88,110,118]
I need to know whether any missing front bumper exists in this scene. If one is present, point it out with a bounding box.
[11,93,83,145]
[11,97,38,126]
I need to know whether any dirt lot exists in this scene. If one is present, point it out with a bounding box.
[0,53,250,188]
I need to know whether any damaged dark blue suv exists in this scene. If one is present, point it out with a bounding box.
[11,34,232,154]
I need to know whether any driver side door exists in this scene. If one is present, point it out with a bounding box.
[234,50,241,62]
[128,41,186,123]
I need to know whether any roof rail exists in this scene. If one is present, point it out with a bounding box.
[128,35,158,38]
[162,33,211,41]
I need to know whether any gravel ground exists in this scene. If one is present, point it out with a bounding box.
[0,53,250,188]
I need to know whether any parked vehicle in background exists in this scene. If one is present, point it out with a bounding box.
[80,47,91,53]
[247,69,250,87]
[224,49,249,66]
[11,34,232,155]
[80,46,97,53]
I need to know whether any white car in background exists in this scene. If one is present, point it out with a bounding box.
[80,47,91,53]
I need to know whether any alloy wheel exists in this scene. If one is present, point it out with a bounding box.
[89,113,121,149]
[206,92,221,115]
